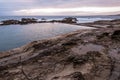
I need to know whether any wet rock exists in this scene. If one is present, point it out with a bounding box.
[61,17,78,23]
[1,20,20,25]
[47,17,78,24]
[41,18,46,21]
[20,18,38,24]
[49,20,60,23]
[0,18,38,25]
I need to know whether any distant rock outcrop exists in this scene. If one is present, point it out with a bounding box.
[0,17,78,25]
[48,17,78,24]
[1,20,20,25]
[61,17,78,23]
[0,18,38,25]
[20,18,38,24]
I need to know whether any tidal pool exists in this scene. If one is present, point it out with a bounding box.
[0,23,94,51]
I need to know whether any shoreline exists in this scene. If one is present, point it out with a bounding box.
[0,24,95,52]
[0,19,120,80]
[0,29,92,55]
[0,17,120,28]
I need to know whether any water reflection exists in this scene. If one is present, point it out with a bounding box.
[0,23,94,51]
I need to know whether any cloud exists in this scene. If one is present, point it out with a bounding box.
[0,0,120,15]
[0,0,34,3]
[13,6,120,15]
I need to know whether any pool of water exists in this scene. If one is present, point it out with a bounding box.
[0,23,94,51]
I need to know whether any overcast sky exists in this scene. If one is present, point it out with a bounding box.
[0,0,120,16]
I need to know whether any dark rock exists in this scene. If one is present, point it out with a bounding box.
[111,30,120,40]
[107,25,114,28]
[0,18,38,25]
[73,57,87,66]
[111,19,120,24]
[61,17,78,23]
[41,18,46,21]
[20,18,38,24]
[97,32,110,39]
[62,41,77,46]
[49,20,59,23]
[1,20,20,25]
[70,72,85,80]
[51,76,59,80]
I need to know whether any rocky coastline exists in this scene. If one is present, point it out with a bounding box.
[0,17,77,26]
[0,19,120,80]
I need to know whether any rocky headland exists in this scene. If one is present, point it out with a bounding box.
[0,19,120,80]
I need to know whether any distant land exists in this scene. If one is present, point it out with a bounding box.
[110,14,120,16]
[116,14,120,16]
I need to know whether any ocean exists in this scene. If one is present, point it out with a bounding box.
[0,15,120,23]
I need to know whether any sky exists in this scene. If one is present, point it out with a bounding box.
[0,0,120,16]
